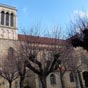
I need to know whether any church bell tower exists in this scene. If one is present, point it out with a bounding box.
[0,4,18,40]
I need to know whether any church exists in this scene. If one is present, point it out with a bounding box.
[0,4,88,88]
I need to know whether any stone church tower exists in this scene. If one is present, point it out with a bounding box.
[0,4,18,40]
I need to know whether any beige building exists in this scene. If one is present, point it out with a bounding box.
[0,3,87,88]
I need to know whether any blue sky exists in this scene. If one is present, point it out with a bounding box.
[0,0,88,37]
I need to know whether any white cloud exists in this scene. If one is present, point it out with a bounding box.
[73,10,88,18]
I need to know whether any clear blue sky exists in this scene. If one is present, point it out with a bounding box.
[0,0,88,37]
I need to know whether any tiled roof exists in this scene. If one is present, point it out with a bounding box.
[18,34,69,46]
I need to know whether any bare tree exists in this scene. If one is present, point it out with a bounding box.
[18,38,60,88]
[18,26,73,88]
[57,46,75,88]
[16,47,27,88]
[66,47,81,88]
[68,17,88,51]
[68,17,88,88]
[0,47,18,88]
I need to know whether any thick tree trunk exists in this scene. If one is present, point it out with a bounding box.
[9,81,12,88]
[20,77,24,88]
[39,76,47,88]
[77,70,83,88]
[60,71,65,88]
[74,72,80,88]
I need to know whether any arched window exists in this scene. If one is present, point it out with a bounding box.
[50,74,56,85]
[70,72,75,82]
[8,47,14,57]
[1,11,5,25]
[2,81,5,85]
[6,12,9,26]
[10,13,14,26]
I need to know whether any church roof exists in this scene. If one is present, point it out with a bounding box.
[18,34,69,46]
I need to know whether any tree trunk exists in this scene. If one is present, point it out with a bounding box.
[74,71,80,88]
[60,71,65,88]
[77,70,83,88]
[39,76,47,88]
[9,81,12,88]
[20,77,24,88]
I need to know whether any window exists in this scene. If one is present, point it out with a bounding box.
[6,12,9,26]
[2,82,5,85]
[1,11,4,25]
[8,47,14,57]
[70,72,75,82]
[50,74,56,85]
[10,13,14,26]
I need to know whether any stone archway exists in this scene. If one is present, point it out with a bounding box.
[83,71,88,87]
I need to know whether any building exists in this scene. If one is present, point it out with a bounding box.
[0,3,88,88]
[0,3,17,40]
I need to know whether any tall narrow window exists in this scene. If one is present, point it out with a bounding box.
[8,47,14,58]
[70,72,75,82]
[1,11,4,25]
[6,12,9,26]
[50,74,56,85]
[10,13,14,26]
